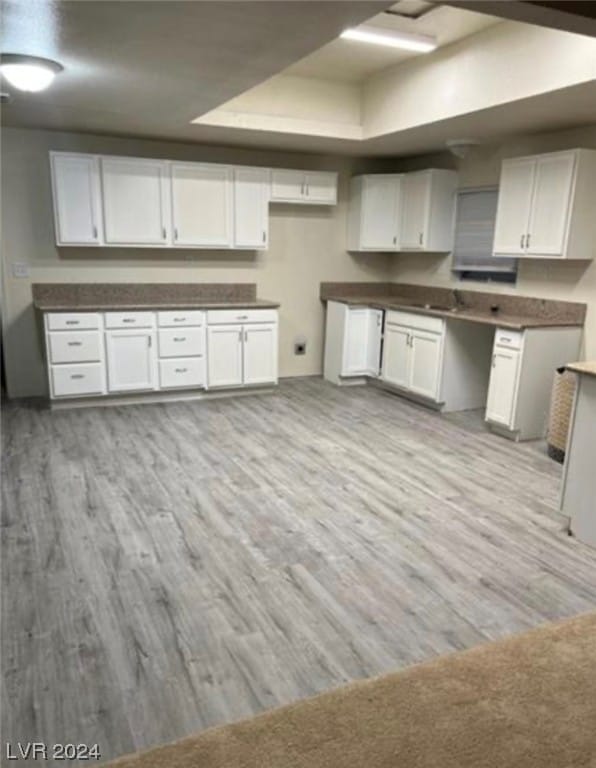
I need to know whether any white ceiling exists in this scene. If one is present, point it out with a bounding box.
[285,4,500,83]
[0,0,390,140]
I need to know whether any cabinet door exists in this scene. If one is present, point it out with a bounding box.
[234,167,269,249]
[171,163,233,247]
[101,157,169,245]
[243,324,278,385]
[342,308,369,376]
[409,329,443,400]
[360,175,401,250]
[304,172,337,204]
[366,310,383,376]
[207,325,243,388]
[493,158,535,255]
[106,329,157,392]
[51,154,102,245]
[381,323,410,388]
[485,348,520,428]
[400,171,430,249]
[270,169,305,202]
[526,152,575,256]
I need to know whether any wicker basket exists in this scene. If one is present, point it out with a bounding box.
[547,368,576,463]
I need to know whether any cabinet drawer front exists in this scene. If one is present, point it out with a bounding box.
[48,331,101,364]
[105,312,155,329]
[47,312,100,331]
[51,363,104,397]
[158,328,204,358]
[159,358,205,390]
[157,310,205,327]
[206,309,277,325]
[386,310,444,334]
[494,329,523,350]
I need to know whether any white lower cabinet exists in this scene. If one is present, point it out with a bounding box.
[381,312,445,402]
[207,325,244,388]
[106,329,158,392]
[485,347,520,428]
[44,308,279,401]
[207,313,279,388]
[323,302,382,383]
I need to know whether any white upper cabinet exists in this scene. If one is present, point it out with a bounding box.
[492,157,535,255]
[493,149,596,259]
[50,153,103,245]
[400,169,458,252]
[270,169,337,205]
[171,162,233,248]
[101,157,170,246]
[233,167,270,249]
[348,174,402,251]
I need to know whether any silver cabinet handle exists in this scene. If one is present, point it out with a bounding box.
[93,225,98,239]
[148,336,152,348]
[67,341,82,346]
[174,228,178,240]
[492,354,496,368]
[65,320,80,326]
[173,317,186,322]
[70,374,84,380]
[301,181,305,195]
[262,231,266,243]
[172,337,186,342]
[175,368,187,374]
[419,232,423,245]
[526,233,531,248]
[237,315,248,320]
[392,236,397,245]
[162,227,167,240]
[238,330,242,342]
[244,330,248,342]
[520,234,525,249]
[122,318,135,323]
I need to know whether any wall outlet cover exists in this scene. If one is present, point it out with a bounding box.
[11,262,30,278]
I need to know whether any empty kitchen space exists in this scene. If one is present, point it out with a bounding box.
[2,2,596,767]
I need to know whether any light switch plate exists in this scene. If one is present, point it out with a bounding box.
[11,262,30,278]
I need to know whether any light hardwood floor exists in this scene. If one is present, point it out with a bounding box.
[2,378,596,765]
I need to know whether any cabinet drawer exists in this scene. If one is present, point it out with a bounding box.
[206,308,277,325]
[158,328,204,358]
[386,310,444,334]
[158,310,204,327]
[51,363,104,397]
[104,311,155,329]
[48,331,102,364]
[47,312,100,331]
[494,328,523,350]
[159,358,204,389]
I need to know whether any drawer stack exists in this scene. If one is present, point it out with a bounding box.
[157,311,205,389]
[46,313,105,397]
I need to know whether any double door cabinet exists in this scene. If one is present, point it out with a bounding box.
[50,152,338,250]
[493,149,596,260]
[324,301,581,440]
[44,308,278,401]
[347,169,458,253]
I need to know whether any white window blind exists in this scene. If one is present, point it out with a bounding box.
[452,188,516,274]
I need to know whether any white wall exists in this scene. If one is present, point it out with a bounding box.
[389,124,596,359]
[0,127,390,398]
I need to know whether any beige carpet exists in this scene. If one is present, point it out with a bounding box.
[107,612,596,768]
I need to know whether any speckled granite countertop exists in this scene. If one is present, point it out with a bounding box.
[32,283,280,311]
[567,361,596,378]
[320,282,586,331]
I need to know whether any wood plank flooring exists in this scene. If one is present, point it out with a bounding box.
[2,377,596,765]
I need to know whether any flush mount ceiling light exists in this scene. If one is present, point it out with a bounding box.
[0,54,63,92]
[340,26,437,53]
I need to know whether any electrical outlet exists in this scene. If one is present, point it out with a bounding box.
[11,262,29,278]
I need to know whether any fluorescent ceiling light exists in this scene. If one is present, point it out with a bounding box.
[340,26,437,53]
[0,54,63,92]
